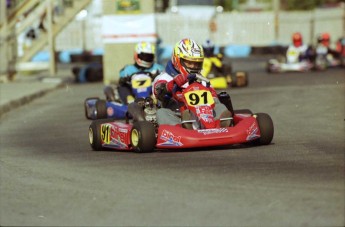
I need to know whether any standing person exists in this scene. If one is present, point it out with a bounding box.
[152,38,232,127]
[286,32,314,64]
[104,41,164,104]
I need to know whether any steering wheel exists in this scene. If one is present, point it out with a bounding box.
[188,74,211,87]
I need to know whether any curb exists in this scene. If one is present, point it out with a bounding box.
[0,82,65,119]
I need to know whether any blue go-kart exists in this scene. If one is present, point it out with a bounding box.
[84,72,153,120]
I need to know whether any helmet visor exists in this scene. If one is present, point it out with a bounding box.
[138,53,154,62]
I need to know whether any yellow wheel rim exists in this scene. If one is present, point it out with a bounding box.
[88,128,94,144]
[131,129,139,147]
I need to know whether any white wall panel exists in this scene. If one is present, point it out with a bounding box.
[55,6,345,50]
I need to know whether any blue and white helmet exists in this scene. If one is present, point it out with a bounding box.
[134,42,156,68]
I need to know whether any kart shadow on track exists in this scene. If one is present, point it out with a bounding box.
[154,141,275,153]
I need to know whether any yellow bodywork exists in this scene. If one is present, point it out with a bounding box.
[202,57,223,77]
[209,77,228,89]
[202,56,228,89]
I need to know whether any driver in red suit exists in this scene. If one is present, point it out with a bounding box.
[152,38,232,127]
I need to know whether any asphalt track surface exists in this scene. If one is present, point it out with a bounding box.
[1,57,344,226]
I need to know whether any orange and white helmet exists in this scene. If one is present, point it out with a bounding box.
[172,38,204,76]
[134,41,155,68]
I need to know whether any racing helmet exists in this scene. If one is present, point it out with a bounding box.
[202,39,215,57]
[172,38,204,75]
[321,33,330,47]
[134,41,155,68]
[292,32,303,47]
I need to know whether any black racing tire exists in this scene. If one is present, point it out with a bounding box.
[234,109,253,115]
[84,97,99,120]
[130,121,156,153]
[89,119,114,151]
[254,113,274,145]
[266,62,273,73]
[95,100,107,119]
[223,63,232,74]
[229,74,236,87]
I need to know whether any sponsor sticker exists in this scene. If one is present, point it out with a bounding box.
[158,130,183,146]
[198,128,228,135]
[246,122,260,141]
[107,107,114,116]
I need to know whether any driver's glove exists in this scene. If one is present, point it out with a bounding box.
[173,73,188,87]
[173,91,184,102]
[119,76,131,86]
[170,84,183,102]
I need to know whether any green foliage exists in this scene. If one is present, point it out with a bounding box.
[282,0,342,10]
[157,0,344,12]
[213,0,343,11]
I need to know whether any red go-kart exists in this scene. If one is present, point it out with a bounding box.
[88,75,274,152]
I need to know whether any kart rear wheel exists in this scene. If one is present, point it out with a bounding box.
[266,62,272,73]
[89,119,114,151]
[130,121,156,153]
[254,113,274,145]
[234,71,248,87]
[95,100,107,119]
[229,72,248,87]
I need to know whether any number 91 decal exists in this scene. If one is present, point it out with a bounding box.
[101,124,111,144]
[184,90,214,106]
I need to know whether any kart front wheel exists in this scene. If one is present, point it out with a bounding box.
[84,97,99,119]
[95,100,107,119]
[130,121,156,153]
[266,62,273,73]
[89,119,114,151]
[254,113,274,145]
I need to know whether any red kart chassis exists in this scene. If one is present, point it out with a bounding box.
[89,112,272,152]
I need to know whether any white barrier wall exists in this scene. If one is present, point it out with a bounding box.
[55,6,344,51]
[278,11,314,45]
[55,16,103,51]
[55,20,83,50]
[155,12,211,45]
[214,12,275,46]
[313,7,344,45]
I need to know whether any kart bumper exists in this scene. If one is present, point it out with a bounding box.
[156,116,260,148]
